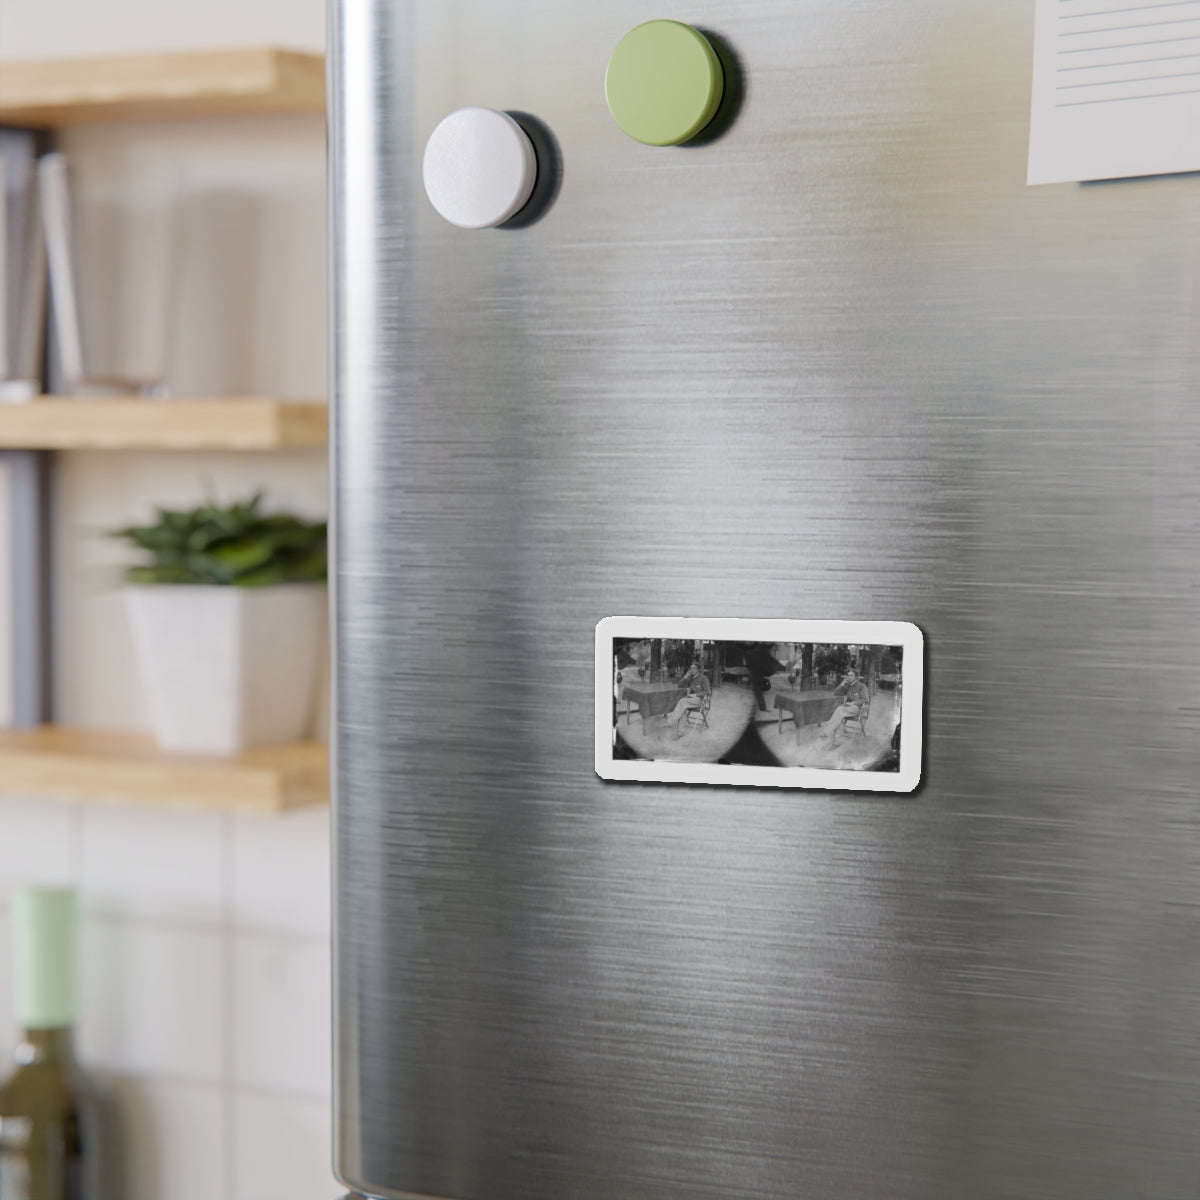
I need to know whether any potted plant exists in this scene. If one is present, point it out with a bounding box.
[112,494,327,756]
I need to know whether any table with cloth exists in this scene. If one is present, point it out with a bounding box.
[622,682,688,727]
[774,690,842,741]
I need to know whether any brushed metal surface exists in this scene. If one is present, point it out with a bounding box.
[330,2,1200,1197]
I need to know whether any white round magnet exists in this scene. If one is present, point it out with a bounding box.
[422,107,538,230]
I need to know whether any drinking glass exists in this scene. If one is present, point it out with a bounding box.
[41,151,181,396]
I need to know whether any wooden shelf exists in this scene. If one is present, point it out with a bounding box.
[0,726,327,813]
[0,48,324,127]
[0,397,327,450]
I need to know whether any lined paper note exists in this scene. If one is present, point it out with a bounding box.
[1028,0,1200,183]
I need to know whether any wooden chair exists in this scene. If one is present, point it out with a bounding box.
[686,691,712,732]
[840,697,870,739]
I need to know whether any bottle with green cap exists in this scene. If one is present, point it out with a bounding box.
[0,887,96,1200]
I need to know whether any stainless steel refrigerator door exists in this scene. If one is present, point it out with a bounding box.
[329,2,1200,1197]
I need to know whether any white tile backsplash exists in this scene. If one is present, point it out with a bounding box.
[0,803,333,1194]
[232,1093,337,1200]
[0,796,77,887]
[78,916,224,1082]
[0,908,11,1061]
[107,1077,226,1200]
[233,934,330,1098]
[81,804,225,924]
[232,805,330,936]
[0,813,335,1198]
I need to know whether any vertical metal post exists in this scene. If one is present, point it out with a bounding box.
[3,448,53,727]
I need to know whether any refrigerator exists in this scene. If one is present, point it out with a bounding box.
[328,2,1200,1198]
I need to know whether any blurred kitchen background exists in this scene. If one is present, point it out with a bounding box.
[0,0,334,1197]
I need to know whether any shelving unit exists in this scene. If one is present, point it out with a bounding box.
[0,397,327,450]
[0,48,325,126]
[1,49,330,811]
[0,726,327,812]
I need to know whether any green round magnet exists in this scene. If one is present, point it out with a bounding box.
[605,20,725,147]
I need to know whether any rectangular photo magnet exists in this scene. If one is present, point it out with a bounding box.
[596,617,924,794]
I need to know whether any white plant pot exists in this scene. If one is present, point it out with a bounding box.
[124,583,326,756]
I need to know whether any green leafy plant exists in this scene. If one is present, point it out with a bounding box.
[112,494,327,587]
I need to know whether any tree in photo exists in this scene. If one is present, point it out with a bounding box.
[663,639,695,678]
[814,643,851,684]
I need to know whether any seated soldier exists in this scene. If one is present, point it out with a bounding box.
[819,666,869,748]
[664,660,711,739]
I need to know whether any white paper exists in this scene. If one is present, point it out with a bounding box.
[1028,0,1200,184]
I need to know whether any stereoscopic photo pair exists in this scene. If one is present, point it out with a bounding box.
[596,618,924,795]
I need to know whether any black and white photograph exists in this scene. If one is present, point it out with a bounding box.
[596,618,923,793]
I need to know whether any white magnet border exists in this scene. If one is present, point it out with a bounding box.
[595,616,924,794]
